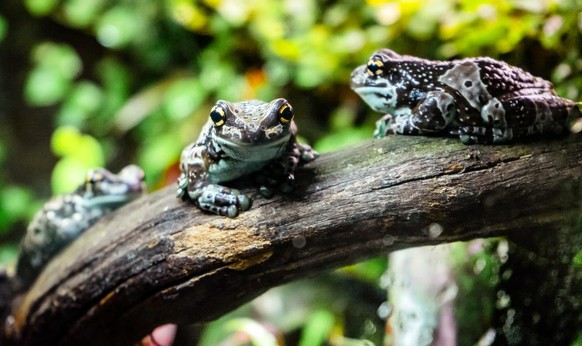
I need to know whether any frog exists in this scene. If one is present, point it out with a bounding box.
[350,48,581,144]
[177,98,318,217]
[15,165,146,289]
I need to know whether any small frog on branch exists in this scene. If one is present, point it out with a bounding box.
[15,165,146,288]
[351,49,580,144]
[177,98,317,218]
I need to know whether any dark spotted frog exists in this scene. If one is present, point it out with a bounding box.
[351,49,580,144]
[177,98,317,217]
[15,165,146,288]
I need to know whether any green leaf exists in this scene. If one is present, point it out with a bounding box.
[0,16,7,42]
[225,318,278,346]
[0,244,19,265]
[24,43,82,106]
[63,0,106,27]
[96,6,145,48]
[50,128,104,194]
[112,77,174,133]
[57,81,104,127]
[24,0,60,16]
[163,78,207,120]
[314,127,373,153]
[339,257,388,283]
[198,56,238,94]
[96,57,131,124]
[24,66,70,106]
[51,126,83,157]
[32,42,82,79]
[264,60,292,87]
[0,186,34,233]
[298,309,335,346]
[137,133,184,186]
[50,126,105,170]
[51,157,90,194]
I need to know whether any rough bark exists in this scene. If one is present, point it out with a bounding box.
[3,135,582,346]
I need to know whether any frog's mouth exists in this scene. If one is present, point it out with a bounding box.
[214,135,290,162]
[350,65,395,112]
[82,193,140,209]
[82,180,146,208]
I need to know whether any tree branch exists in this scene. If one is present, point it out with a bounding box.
[5,136,582,345]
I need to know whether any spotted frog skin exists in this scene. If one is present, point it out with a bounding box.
[15,165,146,288]
[177,98,317,217]
[351,49,580,144]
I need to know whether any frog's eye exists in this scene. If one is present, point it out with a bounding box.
[210,105,226,127]
[278,103,294,124]
[84,172,102,193]
[366,56,385,77]
[86,172,103,185]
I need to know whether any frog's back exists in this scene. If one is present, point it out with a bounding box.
[374,49,555,97]
[470,57,555,98]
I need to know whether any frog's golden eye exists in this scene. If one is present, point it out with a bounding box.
[86,172,102,185]
[366,56,385,77]
[278,103,294,124]
[210,105,226,127]
[84,172,102,192]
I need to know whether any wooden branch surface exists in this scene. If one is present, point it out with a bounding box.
[6,135,582,345]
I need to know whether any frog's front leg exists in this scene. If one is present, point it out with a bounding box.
[178,170,252,217]
[191,183,251,218]
[259,141,318,196]
[374,114,395,138]
[377,91,456,137]
[178,143,251,217]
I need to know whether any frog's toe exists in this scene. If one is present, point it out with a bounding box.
[280,183,293,194]
[176,174,189,199]
[259,185,275,198]
[301,150,318,162]
[195,185,253,217]
[204,191,237,206]
[227,205,239,218]
[299,144,319,162]
[237,195,252,210]
[459,126,494,144]
[459,134,479,144]
[279,175,295,193]
[198,203,237,217]
[374,114,395,138]
[176,186,186,199]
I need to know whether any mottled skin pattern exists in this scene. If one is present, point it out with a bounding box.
[15,165,146,288]
[351,49,580,144]
[177,98,317,217]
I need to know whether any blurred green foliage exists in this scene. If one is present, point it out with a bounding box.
[0,15,6,42]
[1,0,581,344]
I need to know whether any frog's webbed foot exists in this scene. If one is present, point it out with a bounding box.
[178,172,251,217]
[458,126,514,144]
[191,184,252,218]
[378,92,457,138]
[374,114,395,138]
[256,163,294,197]
[256,142,318,197]
[176,173,189,200]
[297,142,318,163]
